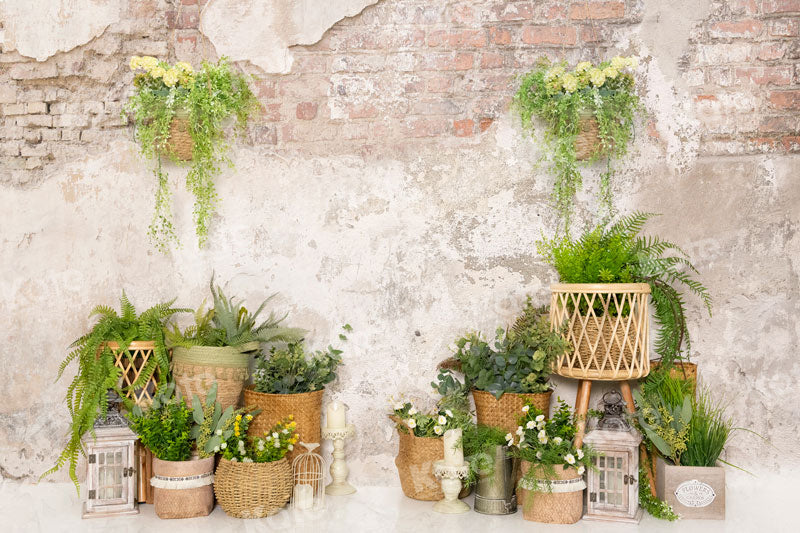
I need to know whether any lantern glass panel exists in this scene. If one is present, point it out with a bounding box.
[95,446,127,505]
[594,450,629,511]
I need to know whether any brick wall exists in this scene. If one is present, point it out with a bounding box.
[1,0,798,184]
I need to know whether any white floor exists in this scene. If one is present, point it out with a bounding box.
[1,470,794,533]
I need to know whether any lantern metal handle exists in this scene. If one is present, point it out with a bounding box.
[624,474,637,485]
[122,467,135,478]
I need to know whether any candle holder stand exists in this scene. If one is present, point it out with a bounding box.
[432,460,470,514]
[322,424,356,496]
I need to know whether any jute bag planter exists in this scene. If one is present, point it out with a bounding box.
[473,389,553,435]
[150,456,214,519]
[172,346,250,411]
[518,461,585,524]
[575,113,602,160]
[214,457,293,518]
[243,387,323,464]
[164,109,193,161]
[550,283,650,381]
[656,457,724,520]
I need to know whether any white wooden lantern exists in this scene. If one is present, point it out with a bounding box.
[582,391,642,524]
[82,396,138,518]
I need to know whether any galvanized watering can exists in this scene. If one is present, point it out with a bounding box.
[473,445,518,515]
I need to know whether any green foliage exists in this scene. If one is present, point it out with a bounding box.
[683,388,733,467]
[188,382,251,458]
[391,400,474,439]
[43,293,187,492]
[461,424,509,488]
[453,314,568,399]
[252,340,344,394]
[222,416,298,463]
[167,275,305,348]
[634,373,693,464]
[123,56,259,251]
[128,383,193,461]
[639,464,679,521]
[537,212,712,364]
[512,57,641,226]
[431,368,471,413]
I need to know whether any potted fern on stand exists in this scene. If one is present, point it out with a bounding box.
[167,276,304,410]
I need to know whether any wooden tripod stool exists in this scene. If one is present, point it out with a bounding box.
[573,379,637,448]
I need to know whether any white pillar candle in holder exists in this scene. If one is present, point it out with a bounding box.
[443,428,464,467]
[326,401,347,429]
[322,424,356,495]
[433,460,470,514]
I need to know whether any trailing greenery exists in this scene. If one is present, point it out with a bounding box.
[252,339,344,394]
[461,424,509,489]
[43,293,187,492]
[167,275,305,348]
[683,388,733,467]
[639,464,679,521]
[512,56,641,226]
[452,314,569,399]
[124,56,259,251]
[128,383,193,461]
[537,211,712,365]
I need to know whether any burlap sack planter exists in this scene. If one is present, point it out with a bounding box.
[172,346,250,411]
[243,387,323,464]
[472,389,553,435]
[150,457,214,519]
[656,457,725,520]
[214,457,293,518]
[518,461,585,524]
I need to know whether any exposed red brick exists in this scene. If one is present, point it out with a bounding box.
[348,103,378,119]
[709,19,763,38]
[293,55,328,74]
[695,95,718,102]
[781,135,800,151]
[449,5,476,24]
[480,52,506,69]
[492,3,534,21]
[260,103,282,122]
[768,18,799,36]
[569,2,625,20]
[166,7,200,29]
[757,43,785,61]
[253,80,276,100]
[478,117,494,132]
[453,119,474,137]
[426,76,453,93]
[488,27,512,45]
[427,29,487,48]
[735,66,793,85]
[248,125,277,145]
[769,90,800,109]
[763,0,800,14]
[181,0,198,5]
[759,116,800,132]
[411,99,464,115]
[296,102,318,120]
[728,0,758,14]
[646,120,661,140]
[404,117,449,138]
[522,26,578,46]
[420,53,474,71]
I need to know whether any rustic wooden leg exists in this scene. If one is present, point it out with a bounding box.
[573,380,592,448]
[619,381,635,414]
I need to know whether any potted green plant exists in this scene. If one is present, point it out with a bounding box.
[634,373,734,520]
[42,294,187,492]
[124,56,259,251]
[462,424,518,515]
[128,382,250,519]
[214,416,297,518]
[245,329,346,463]
[167,276,304,410]
[452,307,569,434]
[512,400,596,524]
[537,212,712,381]
[513,56,641,226]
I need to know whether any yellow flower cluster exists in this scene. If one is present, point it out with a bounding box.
[129,56,195,88]
[543,56,638,94]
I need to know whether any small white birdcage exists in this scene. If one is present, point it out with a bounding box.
[291,442,326,511]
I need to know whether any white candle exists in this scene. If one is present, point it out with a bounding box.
[443,428,464,466]
[293,484,313,510]
[327,401,346,429]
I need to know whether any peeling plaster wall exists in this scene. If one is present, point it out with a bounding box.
[1,0,799,486]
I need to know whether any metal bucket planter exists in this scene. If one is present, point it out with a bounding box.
[474,445,517,515]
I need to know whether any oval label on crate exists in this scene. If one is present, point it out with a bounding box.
[674,479,716,507]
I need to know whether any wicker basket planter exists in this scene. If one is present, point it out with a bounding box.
[150,456,214,519]
[575,113,601,161]
[243,387,323,464]
[164,110,193,161]
[214,457,293,518]
[518,461,584,524]
[172,346,250,411]
[473,389,553,435]
[550,283,650,381]
[650,361,698,395]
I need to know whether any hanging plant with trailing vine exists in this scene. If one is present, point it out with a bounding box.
[512,56,642,228]
[124,56,259,251]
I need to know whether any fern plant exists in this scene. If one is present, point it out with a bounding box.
[537,211,712,365]
[167,275,305,348]
[43,293,188,492]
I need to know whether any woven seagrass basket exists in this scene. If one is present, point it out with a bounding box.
[518,462,584,524]
[243,387,323,464]
[172,346,250,411]
[650,361,698,395]
[165,112,193,161]
[214,457,293,518]
[472,390,553,435]
[151,457,214,519]
[575,113,601,161]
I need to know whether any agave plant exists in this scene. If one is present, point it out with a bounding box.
[43,293,188,492]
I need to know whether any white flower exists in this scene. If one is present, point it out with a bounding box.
[406,419,417,429]
[537,421,545,430]
[434,425,443,435]
[257,441,265,451]
[535,415,545,423]
[272,432,279,439]
[214,446,220,453]
[288,444,294,451]
[274,440,281,448]
[505,433,514,443]
[408,407,418,416]
[577,449,584,460]
[445,410,453,418]
[516,426,524,436]
[526,421,536,430]
[438,415,447,425]
[243,457,254,463]
[265,435,272,441]
[522,405,530,413]
[536,451,542,460]
[394,401,405,410]
[552,437,562,445]
[231,457,238,462]
[537,430,548,444]
[220,442,227,449]
[577,465,585,476]
[282,428,289,434]
[519,435,525,444]
[215,429,222,436]
[565,453,576,465]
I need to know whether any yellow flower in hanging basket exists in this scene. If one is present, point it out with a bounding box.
[129,56,141,71]
[588,68,606,87]
[603,67,619,80]
[150,66,166,79]
[175,61,194,73]
[611,56,627,70]
[561,74,579,93]
[163,68,179,87]
[139,56,159,71]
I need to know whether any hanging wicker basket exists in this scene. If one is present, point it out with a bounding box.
[550,284,650,381]
[164,110,193,161]
[243,387,323,464]
[150,456,214,519]
[172,346,250,411]
[575,113,601,161]
[472,389,553,435]
[214,457,293,518]
[650,361,698,395]
[518,461,585,524]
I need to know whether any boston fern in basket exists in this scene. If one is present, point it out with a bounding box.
[43,293,188,492]
[537,211,712,365]
[124,56,259,251]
